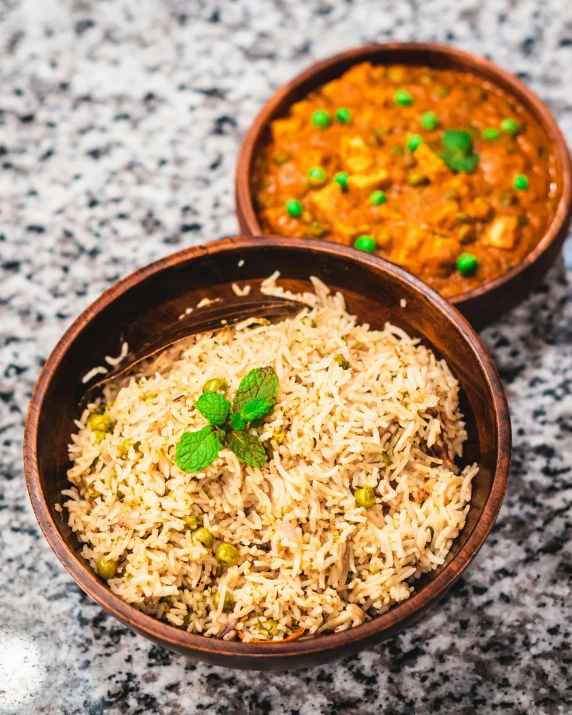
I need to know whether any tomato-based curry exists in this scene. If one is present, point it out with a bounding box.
[252,63,560,297]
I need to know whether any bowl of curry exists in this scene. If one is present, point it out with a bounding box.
[236,43,572,327]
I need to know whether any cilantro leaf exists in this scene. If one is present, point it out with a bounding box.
[195,392,230,426]
[441,130,473,155]
[437,150,480,174]
[232,367,279,414]
[239,397,274,423]
[228,413,246,431]
[227,430,267,468]
[175,426,223,473]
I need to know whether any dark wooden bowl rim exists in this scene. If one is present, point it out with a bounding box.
[235,42,572,310]
[24,236,511,663]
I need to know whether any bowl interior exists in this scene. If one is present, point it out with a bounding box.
[27,238,507,665]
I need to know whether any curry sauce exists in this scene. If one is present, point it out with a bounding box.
[252,63,560,297]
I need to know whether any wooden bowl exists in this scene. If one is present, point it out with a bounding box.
[235,42,572,329]
[24,236,511,670]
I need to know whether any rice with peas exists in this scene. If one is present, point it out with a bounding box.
[63,274,477,641]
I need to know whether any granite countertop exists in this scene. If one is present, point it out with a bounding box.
[2,0,572,713]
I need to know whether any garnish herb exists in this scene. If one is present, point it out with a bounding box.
[175,367,279,473]
[435,130,480,173]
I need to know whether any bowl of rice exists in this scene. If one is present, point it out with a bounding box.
[24,236,511,670]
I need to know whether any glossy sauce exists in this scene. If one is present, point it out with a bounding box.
[252,63,560,297]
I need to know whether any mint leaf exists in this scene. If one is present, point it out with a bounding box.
[233,367,279,414]
[195,392,230,426]
[239,397,274,423]
[438,150,480,173]
[442,130,473,155]
[227,430,266,468]
[228,413,245,431]
[175,426,223,473]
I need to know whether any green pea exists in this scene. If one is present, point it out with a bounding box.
[353,235,376,253]
[482,127,500,141]
[334,356,350,370]
[120,438,135,456]
[273,151,291,166]
[286,199,303,218]
[501,118,519,135]
[421,112,438,130]
[213,591,234,612]
[381,452,392,468]
[216,543,240,567]
[513,174,529,191]
[183,514,203,530]
[311,110,331,128]
[354,485,376,508]
[335,107,352,124]
[308,167,327,187]
[202,378,228,394]
[334,172,349,192]
[456,253,478,276]
[273,429,286,444]
[85,484,101,499]
[255,619,279,638]
[87,413,113,433]
[370,190,387,206]
[407,171,427,187]
[443,188,460,201]
[394,89,413,106]
[193,527,213,548]
[93,430,107,444]
[407,134,423,152]
[308,221,329,237]
[499,191,517,206]
[96,556,117,580]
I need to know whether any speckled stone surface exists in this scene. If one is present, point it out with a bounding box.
[2,1,572,713]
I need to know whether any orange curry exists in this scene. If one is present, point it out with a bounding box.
[252,63,560,297]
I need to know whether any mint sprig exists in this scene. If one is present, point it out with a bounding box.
[174,367,279,474]
[195,392,230,426]
[435,129,480,174]
[175,426,224,473]
[232,366,279,414]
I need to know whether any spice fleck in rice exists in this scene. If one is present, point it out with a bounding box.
[64,276,477,641]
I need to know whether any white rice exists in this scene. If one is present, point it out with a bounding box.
[63,276,477,641]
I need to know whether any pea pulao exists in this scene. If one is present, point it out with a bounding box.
[63,274,477,642]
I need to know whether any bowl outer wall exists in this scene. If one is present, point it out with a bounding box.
[235,42,572,329]
[24,236,511,670]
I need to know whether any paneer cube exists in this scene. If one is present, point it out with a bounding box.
[308,183,356,240]
[467,197,493,221]
[391,226,459,276]
[340,136,373,172]
[348,169,390,191]
[483,216,519,250]
[413,144,449,182]
[271,117,302,142]
[430,201,460,231]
